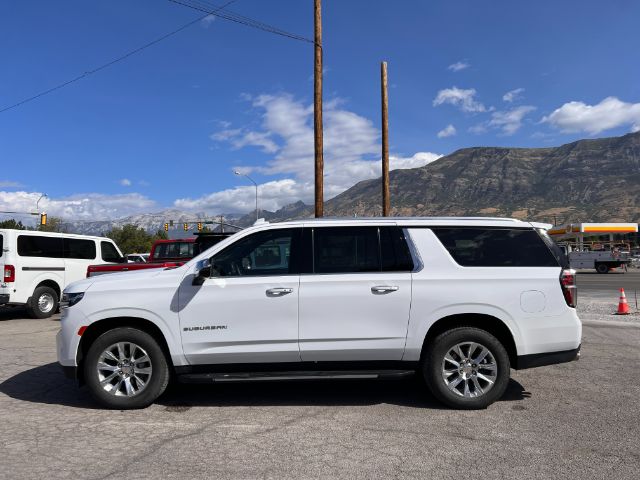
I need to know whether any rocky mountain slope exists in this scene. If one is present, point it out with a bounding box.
[252,131,640,224]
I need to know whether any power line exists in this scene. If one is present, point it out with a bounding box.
[168,0,314,44]
[0,0,238,114]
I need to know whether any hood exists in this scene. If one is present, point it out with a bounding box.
[64,266,178,294]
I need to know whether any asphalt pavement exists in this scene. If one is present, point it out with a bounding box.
[576,268,640,300]
[0,302,639,479]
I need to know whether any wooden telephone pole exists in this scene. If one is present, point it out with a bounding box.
[381,61,390,216]
[314,0,324,217]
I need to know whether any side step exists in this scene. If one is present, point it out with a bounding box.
[177,370,415,384]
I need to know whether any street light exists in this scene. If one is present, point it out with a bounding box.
[234,171,259,223]
[36,193,48,213]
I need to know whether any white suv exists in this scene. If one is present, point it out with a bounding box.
[57,218,581,410]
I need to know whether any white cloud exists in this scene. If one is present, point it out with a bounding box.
[437,124,457,138]
[201,15,216,28]
[0,191,157,220]
[488,106,536,135]
[0,180,23,188]
[119,178,132,187]
[179,93,442,213]
[433,87,486,113]
[542,96,640,135]
[503,88,525,103]
[390,152,441,170]
[448,61,469,72]
[469,106,536,136]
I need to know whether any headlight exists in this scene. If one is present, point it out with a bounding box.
[60,292,84,308]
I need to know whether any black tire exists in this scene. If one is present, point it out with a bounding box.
[423,327,510,409]
[84,327,170,409]
[595,263,609,274]
[27,286,58,319]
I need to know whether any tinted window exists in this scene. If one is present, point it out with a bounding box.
[18,235,64,258]
[101,241,122,262]
[0,234,3,257]
[154,242,194,260]
[380,227,414,272]
[64,238,96,259]
[211,229,297,277]
[314,227,380,273]
[431,228,559,267]
[537,228,569,268]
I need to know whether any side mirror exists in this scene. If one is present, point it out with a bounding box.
[192,258,211,286]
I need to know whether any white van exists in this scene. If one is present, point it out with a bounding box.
[0,229,123,318]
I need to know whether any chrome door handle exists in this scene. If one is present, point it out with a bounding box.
[266,287,294,297]
[371,285,399,294]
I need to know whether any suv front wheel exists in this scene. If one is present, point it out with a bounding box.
[84,327,170,409]
[423,327,510,409]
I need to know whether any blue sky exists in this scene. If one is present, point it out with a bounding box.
[2,0,640,220]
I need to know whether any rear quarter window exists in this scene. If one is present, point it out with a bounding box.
[431,228,560,267]
[0,234,3,257]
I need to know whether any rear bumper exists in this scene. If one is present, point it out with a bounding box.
[515,345,580,369]
[0,294,9,305]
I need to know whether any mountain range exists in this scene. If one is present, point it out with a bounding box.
[62,131,640,236]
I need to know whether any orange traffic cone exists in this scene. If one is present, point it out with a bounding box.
[616,288,630,315]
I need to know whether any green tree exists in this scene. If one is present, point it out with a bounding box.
[104,224,157,255]
[38,216,67,233]
[0,218,27,230]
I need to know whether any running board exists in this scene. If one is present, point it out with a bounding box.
[177,369,415,384]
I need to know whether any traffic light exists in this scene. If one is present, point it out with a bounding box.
[183,223,188,231]
[40,213,47,226]
[169,220,174,227]
[164,223,169,232]
[197,222,202,231]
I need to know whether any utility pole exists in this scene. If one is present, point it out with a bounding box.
[314,0,324,217]
[381,61,390,216]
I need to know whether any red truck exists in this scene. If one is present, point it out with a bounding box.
[86,233,234,277]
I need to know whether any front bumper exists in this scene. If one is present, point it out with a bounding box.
[515,345,581,369]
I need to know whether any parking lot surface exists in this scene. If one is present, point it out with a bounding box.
[1,299,639,479]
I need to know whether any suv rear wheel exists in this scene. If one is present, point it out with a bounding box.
[423,327,510,409]
[84,327,170,409]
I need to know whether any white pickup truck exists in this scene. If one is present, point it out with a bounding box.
[567,249,631,273]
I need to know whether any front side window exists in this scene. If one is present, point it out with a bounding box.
[211,229,297,277]
[431,228,560,267]
[64,238,97,260]
[313,227,380,273]
[101,241,122,263]
[18,235,64,258]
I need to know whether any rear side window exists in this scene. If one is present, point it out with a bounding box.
[431,228,560,267]
[101,241,121,262]
[313,227,380,273]
[18,235,64,258]
[154,242,194,260]
[0,234,3,257]
[380,227,414,271]
[64,238,97,259]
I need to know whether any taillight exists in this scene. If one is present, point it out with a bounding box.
[3,265,15,282]
[560,269,577,308]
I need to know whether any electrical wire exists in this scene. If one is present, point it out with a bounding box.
[0,0,238,114]
[168,0,314,44]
